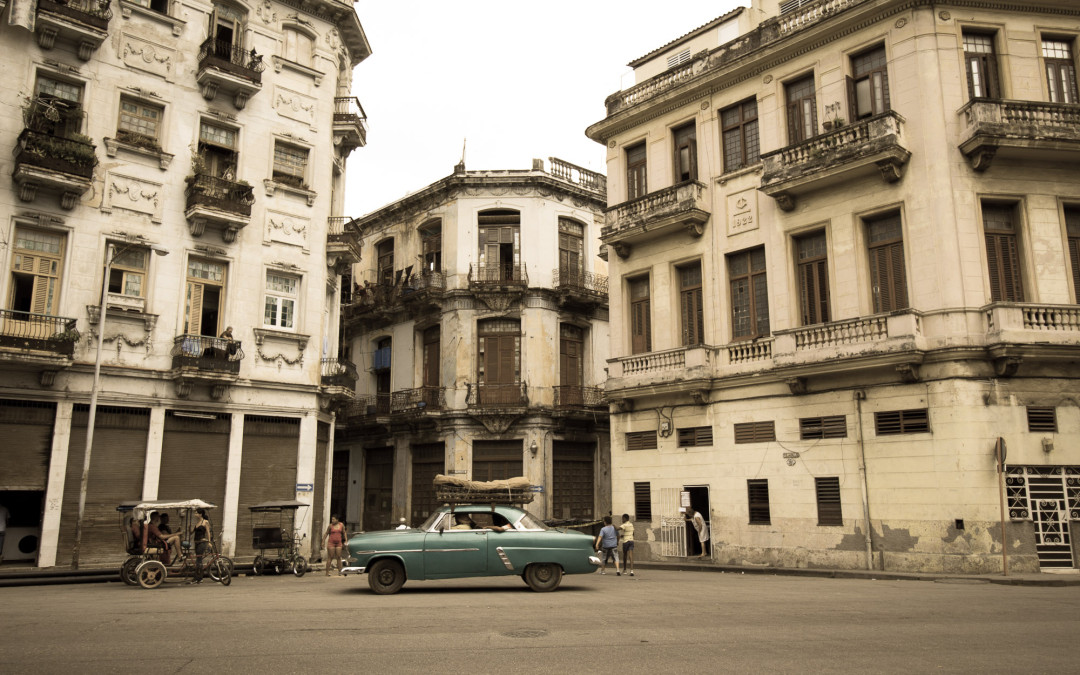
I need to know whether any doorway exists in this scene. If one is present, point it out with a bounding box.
[0,490,44,563]
[684,485,711,557]
[362,447,393,532]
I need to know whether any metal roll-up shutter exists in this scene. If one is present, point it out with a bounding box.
[236,416,300,557]
[0,400,55,490]
[553,441,595,521]
[472,440,523,482]
[410,442,444,524]
[158,411,231,518]
[311,421,330,556]
[59,406,149,566]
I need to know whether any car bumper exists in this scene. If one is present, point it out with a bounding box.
[589,556,601,566]
[340,566,366,576]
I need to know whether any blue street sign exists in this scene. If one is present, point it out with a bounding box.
[296,483,313,492]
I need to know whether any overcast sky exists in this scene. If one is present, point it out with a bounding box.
[343,1,743,217]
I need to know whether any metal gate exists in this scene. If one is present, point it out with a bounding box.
[236,416,300,557]
[1005,466,1079,569]
[659,487,686,558]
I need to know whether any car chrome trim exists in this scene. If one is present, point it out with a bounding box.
[340,566,366,575]
[351,549,423,555]
[426,548,481,553]
[495,547,514,570]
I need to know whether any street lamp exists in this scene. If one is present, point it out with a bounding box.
[72,241,169,569]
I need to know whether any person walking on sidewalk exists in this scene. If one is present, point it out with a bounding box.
[594,516,621,575]
[324,515,347,575]
[619,514,635,576]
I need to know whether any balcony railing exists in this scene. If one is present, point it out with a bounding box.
[197,38,265,81]
[185,174,255,216]
[959,99,1080,170]
[171,335,243,374]
[390,386,445,413]
[15,129,97,180]
[469,263,528,286]
[790,315,889,351]
[552,269,608,296]
[547,157,606,193]
[620,347,687,376]
[727,338,773,365]
[986,303,1080,336]
[37,0,112,29]
[470,382,527,408]
[332,96,368,149]
[777,0,863,35]
[346,393,391,419]
[327,217,361,264]
[553,385,605,409]
[320,358,358,389]
[601,181,709,248]
[0,309,80,357]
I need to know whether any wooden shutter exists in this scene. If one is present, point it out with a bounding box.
[734,421,775,444]
[815,477,842,526]
[626,431,657,451]
[680,286,703,346]
[185,281,204,335]
[798,260,829,325]
[631,298,651,354]
[560,335,582,387]
[985,232,1023,302]
[869,241,908,313]
[846,75,858,124]
[1069,235,1080,301]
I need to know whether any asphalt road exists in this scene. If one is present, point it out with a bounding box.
[1,569,1078,674]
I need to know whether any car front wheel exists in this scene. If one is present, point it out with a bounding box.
[367,559,405,595]
[524,563,563,592]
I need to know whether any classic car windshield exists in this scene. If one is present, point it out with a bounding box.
[517,512,548,531]
[419,511,443,531]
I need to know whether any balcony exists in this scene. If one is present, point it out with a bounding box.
[552,269,608,308]
[35,0,111,60]
[320,357,358,390]
[601,181,709,258]
[760,111,910,211]
[327,217,361,273]
[553,385,605,410]
[958,99,1080,171]
[196,38,265,109]
[170,334,243,398]
[184,174,254,242]
[13,128,97,210]
[390,387,445,414]
[345,393,391,421]
[332,97,368,155]
[469,263,528,287]
[984,303,1080,375]
[469,383,528,409]
[0,309,80,363]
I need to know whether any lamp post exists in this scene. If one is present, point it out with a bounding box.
[72,241,168,569]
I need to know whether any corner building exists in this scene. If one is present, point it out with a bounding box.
[587,0,1080,573]
[335,159,610,531]
[0,0,369,566]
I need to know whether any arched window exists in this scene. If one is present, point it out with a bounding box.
[283,27,314,66]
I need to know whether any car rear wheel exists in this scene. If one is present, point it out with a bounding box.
[367,559,405,595]
[524,563,563,592]
[136,560,167,589]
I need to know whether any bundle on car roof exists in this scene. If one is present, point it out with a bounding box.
[433,474,534,504]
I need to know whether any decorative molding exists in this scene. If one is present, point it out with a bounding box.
[263,178,317,206]
[786,377,808,396]
[690,389,709,405]
[266,210,310,248]
[252,328,309,366]
[103,137,173,170]
[612,242,631,259]
[762,74,773,84]
[938,10,951,21]
[968,147,996,172]
[895,17,908,28]
[120,33,175,80]
[896,363,920,383]
[471,413,521,435]
[273,86,317,126]
[473,292,518,313]
[774,193,796,212]
[994,356,1022,378]
[101,172,164,222]
[119,0,186,35]
[256,0,276,24]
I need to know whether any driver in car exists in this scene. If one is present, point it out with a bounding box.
[451,513,513,532]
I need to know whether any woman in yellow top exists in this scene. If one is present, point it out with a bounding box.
[618,514,635,577]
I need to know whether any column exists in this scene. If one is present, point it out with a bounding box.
[140,407,166,500]
[295,412,317,555]
[220,412,245,557]
[37,401,73,568]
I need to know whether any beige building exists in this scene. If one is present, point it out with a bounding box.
[586,0,1080,573]
[335,159,610,531]
[0,0,369,566]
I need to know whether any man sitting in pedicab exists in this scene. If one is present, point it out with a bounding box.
[144,512,181,564]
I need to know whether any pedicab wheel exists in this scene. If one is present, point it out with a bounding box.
[121,556,141,586]
[367,559,405,595]
[273,560,284,575]
[524,563,562,592]
[292,556,307,577]
[136,560,167,589]
[213,559,231,586]
[252,555,266,576]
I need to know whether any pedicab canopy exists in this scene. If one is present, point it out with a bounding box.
[117,499,218,520]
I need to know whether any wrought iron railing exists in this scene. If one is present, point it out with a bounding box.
[0,309,80,356]
[320,358,358,389]
[552,269,608,296]
[16,129,97,178]
[333,96,368,125]
[185,173,255,214]
[553,386,605,408]
[37,0,112,27]
[470,382,527,408]
[345,393,391,419]
[468,263,528,286]
[171,335,243,374]
[198,38,265,78]
[404,270,446,293]
[390,387,445,413]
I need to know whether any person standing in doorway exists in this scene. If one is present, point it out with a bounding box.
[619,513,635,577]
[686,507,709,559]
[324,515,346,576]
[594,516,621,575]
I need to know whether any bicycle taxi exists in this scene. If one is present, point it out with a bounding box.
[118,499,232,589]
[249,500,309,577]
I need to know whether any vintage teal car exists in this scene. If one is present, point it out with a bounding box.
[342,504,600,593]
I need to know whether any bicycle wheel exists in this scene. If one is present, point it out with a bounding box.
[213,559,231,586]
[252,555,266,576]
[292,556,307,577]
[121,556,141,586]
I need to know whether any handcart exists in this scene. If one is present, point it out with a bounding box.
[117,499,232,589]
[249,500,309,577]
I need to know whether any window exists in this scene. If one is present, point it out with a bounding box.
[477,319,521,405]
[796,232,830,325]
[626,143,647,200]
[8,228,64,315]
[677,426,713,447]
[629,276,651,354]
[673,122,697,182]
[32,74,83,137]
[134,0,170,14]
[785,74,817,144]
[420,221,442,274]
[272,142,308,188]
[626,431,658,451]
[850,45,890,119]
[1067,207,1080,301]
[734,421,776,444]
[729,247,769,340]
[866,212,908,313]
[198,120,238,179]
[264,272,298,329]
[376,239,394,286]
[1027,406,1057,433]
[678,262,704,346]
[117,98,163,149]
[477,209,521,282]
[874,409,929,435]
[210,3,244,52]
[800,415,847,440]
[747,479,770,524]
[558,218,584,285]
[560,324,584,390]
[1043,38,1078,104]
[982,202,1024,302]
[634,482,652,521]
[721,99,759,172]
[108,246,148,299]
[184,258,226,336]
[283,27,314,66]
[815,477,842,526]
[963,32,1000,99]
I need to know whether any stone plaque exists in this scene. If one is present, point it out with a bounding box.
[727,188,758,236]
[102,172,164,222]
[120,34,175,80]
[273,86,317,127]
[266,210,310,248]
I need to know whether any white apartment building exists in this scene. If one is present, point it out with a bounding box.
[334,159,611,531]
[0,0,369,566]
[587,0,1080,573]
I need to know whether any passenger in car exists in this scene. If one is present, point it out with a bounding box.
[450,513,512,532]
